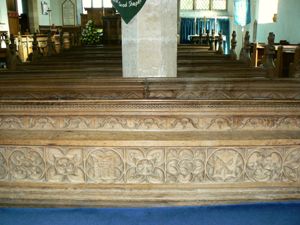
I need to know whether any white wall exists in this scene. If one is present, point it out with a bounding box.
[50,0,81,26]
[39,0,51,25]
[0,0,9,33]
[256,0,300,44]
[50,0,62,25]
[27,0,81,27]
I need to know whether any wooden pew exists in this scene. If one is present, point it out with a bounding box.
[10,44,263,78]
[1,44,300,206]
[276,45,300,77]
[251,42,300,77]
[289,46,300,77]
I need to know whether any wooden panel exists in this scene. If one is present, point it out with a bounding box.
[83,8,115,28]
[6,0,17,11]
[103,15,121,45]
[7,11,19,35]
[0,99,300,206]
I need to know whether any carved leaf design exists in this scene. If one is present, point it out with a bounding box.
[9,148,45,180]
[0,117,23,129]
[246,150,282,182]
[46,147,84,183]
[284,149,300,181]
[0,150,7,179]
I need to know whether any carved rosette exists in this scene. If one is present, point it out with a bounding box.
[8,147,45,181]
[46,147,85,183]
[166,148,205,183]
[126,148,165,184]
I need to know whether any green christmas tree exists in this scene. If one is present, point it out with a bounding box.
[81,20,101,45]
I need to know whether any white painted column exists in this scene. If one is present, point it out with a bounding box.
[122,0,177,78]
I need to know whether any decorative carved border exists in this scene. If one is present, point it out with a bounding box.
[1,100,300,112]
[1,145,299,184]
[1,90,300,100]
[1,115,300,131]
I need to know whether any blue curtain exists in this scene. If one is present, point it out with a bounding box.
[180,18,195,44]
[180,17,230,54]
[218,18,230,54]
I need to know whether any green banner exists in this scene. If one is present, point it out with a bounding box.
[112,0,147,24]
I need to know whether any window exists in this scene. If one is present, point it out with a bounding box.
[180,0,227,11]
[17,0,23,15]
[257,0,278,24]
[82,0,113,13]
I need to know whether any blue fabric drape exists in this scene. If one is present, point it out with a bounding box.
[180,17,230,54]
[1,201,300,225]
[234,0,251,26]
[218,18,230,54]
[180,18,195,44]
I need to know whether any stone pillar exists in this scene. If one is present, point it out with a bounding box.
[122,0,177,78]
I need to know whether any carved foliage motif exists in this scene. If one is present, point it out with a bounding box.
[1,116,300,131]
[283,148,300,182]
[126,148,165,183]
[47,147,85,183]
[167,148,205,183]
[0,146,300,184]
[246,148,282,182]
[0,147,7,179]
[8,147,45,181]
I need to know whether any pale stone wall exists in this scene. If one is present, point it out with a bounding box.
[122,0,177,78]
[0,0,9,33]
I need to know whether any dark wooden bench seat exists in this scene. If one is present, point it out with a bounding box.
[1,76,300,100]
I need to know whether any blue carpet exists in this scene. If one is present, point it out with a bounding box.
[1,201,300,225]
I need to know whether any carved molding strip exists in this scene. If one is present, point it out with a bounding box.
[0,91,144,100]
[1,145,299,184]
[1,100,300,113]
[149,90,300,100]
[1,90,300,100]
[1,116,300,131]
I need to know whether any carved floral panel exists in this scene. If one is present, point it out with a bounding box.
[0,146,300,184]
[125,148,165,184]
[166,148,205,183]
[46,147,85,183]
[7,147,45,181]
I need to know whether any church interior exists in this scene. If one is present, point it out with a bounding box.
[0,0,300,224]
